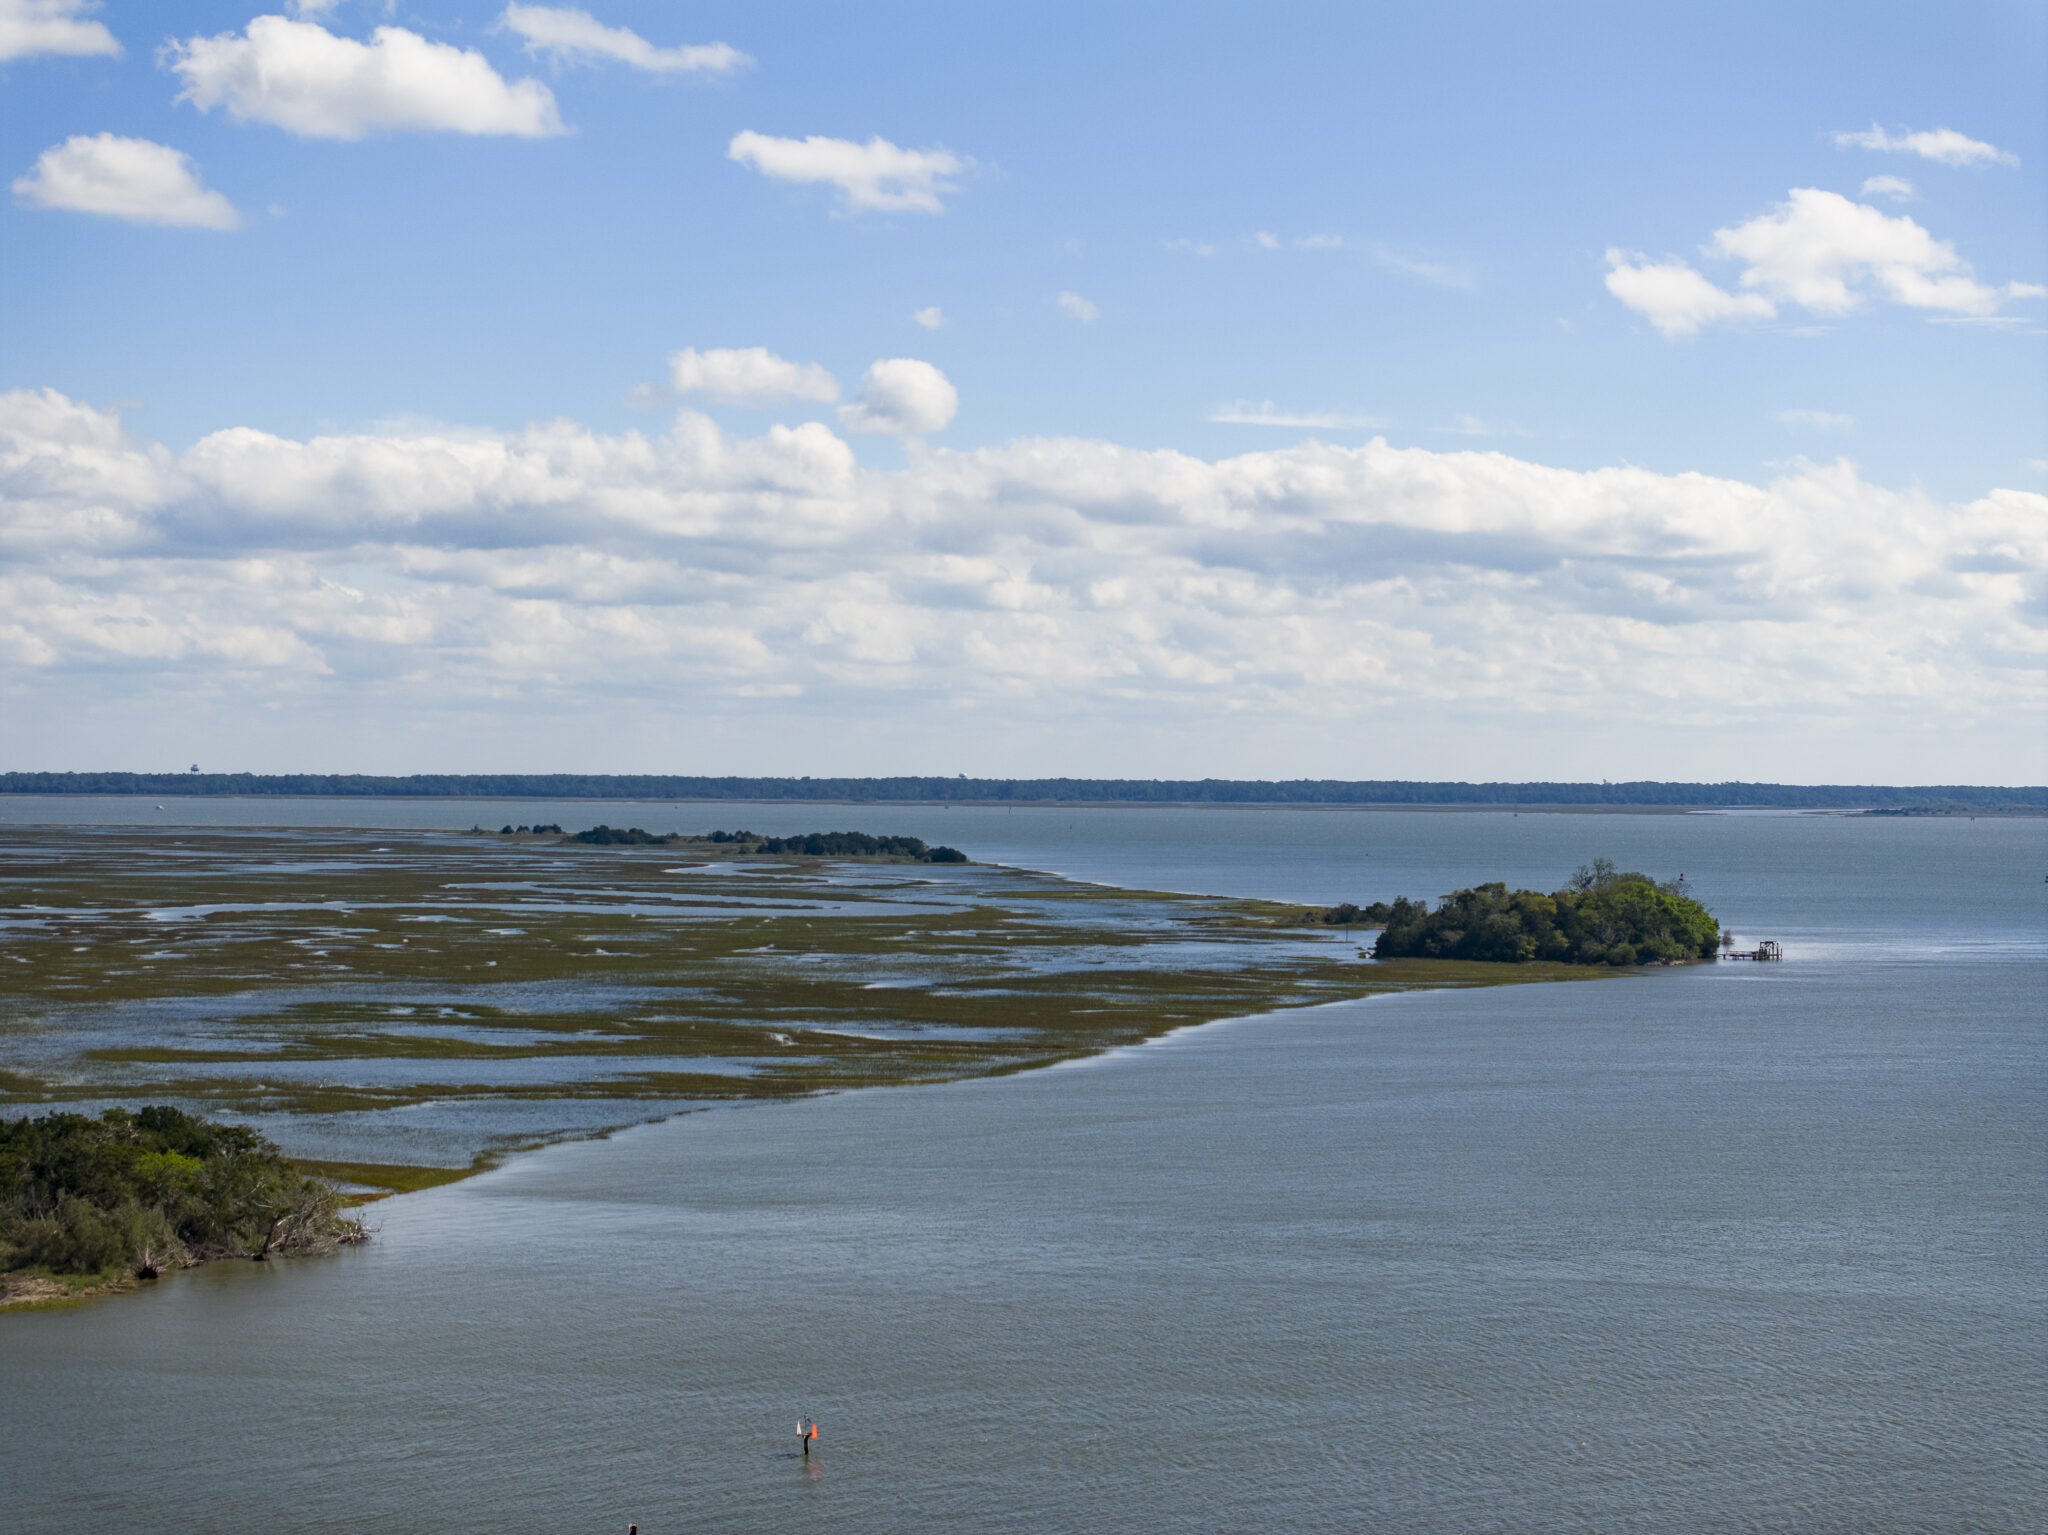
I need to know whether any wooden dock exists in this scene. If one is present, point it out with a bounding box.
[1720,939,1783,961]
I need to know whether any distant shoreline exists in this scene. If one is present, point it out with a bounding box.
[7,797,2042,818]
[3,773,2042,813]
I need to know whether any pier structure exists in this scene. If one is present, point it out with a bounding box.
[1720,939,1783,961]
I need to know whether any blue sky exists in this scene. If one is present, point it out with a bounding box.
[2,2,2044,781]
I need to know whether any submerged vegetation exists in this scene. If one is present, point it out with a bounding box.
[1372,860,1719,966]
[1,1106,362,1305]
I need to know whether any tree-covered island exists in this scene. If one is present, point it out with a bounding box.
[1368,860,1720,965]
[2,1107,364,1308]
[494,825,968,861]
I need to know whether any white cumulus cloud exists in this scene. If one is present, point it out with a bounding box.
[1603,251,1774,338]
[13,134,239,229]
[164,15,564,140]
[1831,124,2018,168]
[668,347,838,405]
[911,307,946,329]
[727,131,966,214]
[837,359,957,436]
[3,387,2042,777]
[1710,188,2020,317]
[1860,174,1915,201]
[497,5,748,74]
[0,0,118,60]
[1056,290,1099,322]
[1608,189,2042,336]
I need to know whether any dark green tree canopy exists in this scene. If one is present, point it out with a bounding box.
[1372,866,1719,966]
[518,827,967,860]
[2,1107,359,1279]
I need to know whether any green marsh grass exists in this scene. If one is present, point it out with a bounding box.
[1,827,1614,1188]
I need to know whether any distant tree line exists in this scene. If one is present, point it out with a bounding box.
[1371,860,1721,966]
[2,1107,362,1282]
[5,771,2040,810]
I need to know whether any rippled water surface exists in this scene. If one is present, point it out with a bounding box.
[3,801,2043,1532]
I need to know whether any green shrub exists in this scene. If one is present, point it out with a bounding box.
[1,1107,363,1280]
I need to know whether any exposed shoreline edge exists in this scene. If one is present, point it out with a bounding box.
[278,951,1640,1205]
[0,954,1643,1315]
[1,951,1640,1312]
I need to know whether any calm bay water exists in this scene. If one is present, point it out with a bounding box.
[3,801,2043,1531]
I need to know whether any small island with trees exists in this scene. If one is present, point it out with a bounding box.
[1319,860,1721,966]
[2,1107,364,1309]
[494,824,969,861]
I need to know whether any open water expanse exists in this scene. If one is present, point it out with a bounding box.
[3,800,2044,1532]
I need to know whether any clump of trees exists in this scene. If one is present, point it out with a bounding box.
[503,825,969,860]
[704,830,966,862]
[1371,859,1720,966]
[1322,901,1394,926]
[1,1107,363,1282]
[498,823,564,835]
[570,824,676,845]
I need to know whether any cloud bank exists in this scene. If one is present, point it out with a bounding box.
[3,388,2039,772]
